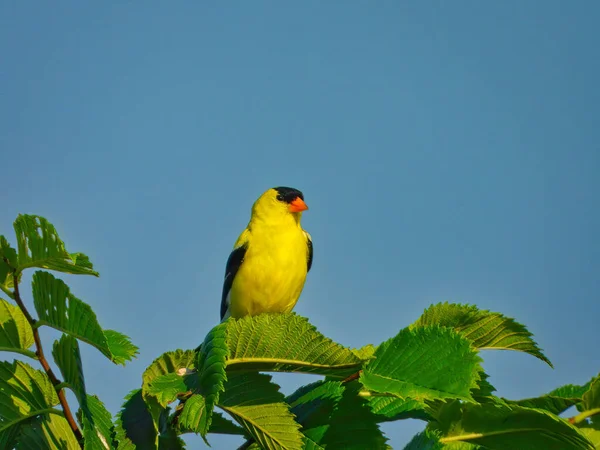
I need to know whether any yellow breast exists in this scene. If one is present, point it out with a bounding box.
[228,227,308,318]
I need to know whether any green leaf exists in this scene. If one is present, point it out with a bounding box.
[142,349,196,399]
[178,394,245,438]
[104,330,140,366]
[434,403,594,450]
[114,389,158,450]
[0,423,21,449]
[195,322,228,437]
[178,394,209,438]
[287,380,345,443]
[583,377,600,412]
[81,395,115,450]
[0,236,18,293]
[13,214,98,276]
[146,373,188,408]
[53,334,86,404]
[577,423,600,448]
[17,414,81,450]
[0,298,36,359]
[319,382,388,450]
[361,326,482,402]
[367,396,430,422]
[411,302,552,366]
[351,344,377,361]
[32,271,138,365]
[224,313,362,377]
[507,394,581,416]
[0,360,60,433]
[403,429,444,450]
[287,380,388,449]
[218,372,304,450]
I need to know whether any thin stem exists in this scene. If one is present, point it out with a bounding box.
[569,408,600,424]
[13,271,84,446]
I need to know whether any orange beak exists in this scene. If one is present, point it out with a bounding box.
[289,197,308,212]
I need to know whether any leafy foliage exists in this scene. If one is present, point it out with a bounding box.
[1,214,137,449]
[0,298,35,358]
[32,270,138,365]
[411,302,552,366]
[432,401,594,449]
[361,326,482,402]
[218,372,304,450]
[13,214,98,276]
[2,213,598,449]
[224,313,362,377]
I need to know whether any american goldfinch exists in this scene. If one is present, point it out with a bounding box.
[220,187,313,320]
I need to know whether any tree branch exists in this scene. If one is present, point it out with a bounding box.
[13,271,84,446]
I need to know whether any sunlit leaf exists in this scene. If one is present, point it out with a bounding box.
[16,414,80,450]
[0,299,36,359]
[32,271,138,365]
[142,349,196,402]
[361,326,482,402]
[13,214,98,276]
[0,236,18,292]
[224,314,362,377]
[146,373,187,408]
[0,360,59,433]
[81,395,114,450]
[434,402,593,450]
[411,302,551,366]
[367,396,429,422]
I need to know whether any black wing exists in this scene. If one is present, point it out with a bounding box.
[220,244,248,320]
[306,232,313,272]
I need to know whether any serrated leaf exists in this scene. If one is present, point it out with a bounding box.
[0,236,18,292]
[403,429,444,450]
[0,360,59,433]
[142,349,196,400]
[53,334,86,404]
[17,414,80,449]
[361,326,482,402]
[0,298,36,359]
[114,389,158,450]
[411,302,552,366]
[225,313,362,377]
[81,395,114,450]
[32,271,138,365]
[434,403,594,450]
[367,395,430,422]
[351,344,377,361]
[195,322,228,437]
[507,394,580,416]
[218,372,303,450]
[146,373,188,407]
[583,377,600,412]
[13,214,98,276]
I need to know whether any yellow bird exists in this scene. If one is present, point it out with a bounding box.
[220,187,313,320]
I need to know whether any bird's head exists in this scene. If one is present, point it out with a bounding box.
[251,186,308,224]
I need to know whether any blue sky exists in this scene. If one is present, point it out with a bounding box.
[1,2,599,448]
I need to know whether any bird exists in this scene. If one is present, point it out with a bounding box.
[220,186,313,321]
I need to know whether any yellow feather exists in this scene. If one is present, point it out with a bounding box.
[226,188,310,319]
